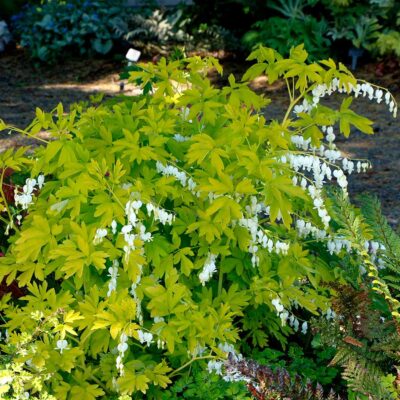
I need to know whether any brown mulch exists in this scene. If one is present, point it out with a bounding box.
[0,49,399,226]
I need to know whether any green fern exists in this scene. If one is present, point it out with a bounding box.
[332,342,399,399]
[314,281,400,399]
[316,321,397,399]
[359,195,400,290]
[327,191,400,323]
[342,354,386,398]
[313,193,400,398]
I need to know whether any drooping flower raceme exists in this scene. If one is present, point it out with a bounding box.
[14,175,45,210]
[107,260,119,297]
[156,161,197,193]
[199,253,218,285]
[294,79,397,118]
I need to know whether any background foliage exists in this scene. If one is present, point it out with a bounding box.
[2,0,400,63]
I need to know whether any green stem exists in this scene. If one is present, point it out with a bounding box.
[218,268,224,297]
[0,168,15,229]
[282,93,304,124]
[90,373,108,392]
[0,214,11,226]
[168,355,216,378]
[8,126,49,144]
[94,164,125,211]
[285,79,293,103]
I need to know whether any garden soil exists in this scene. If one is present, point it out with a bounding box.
[0,49,399,227]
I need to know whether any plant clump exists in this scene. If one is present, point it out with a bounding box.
[0,45,398,399]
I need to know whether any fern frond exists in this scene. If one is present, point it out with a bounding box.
[359,195,400,274]
[332,346,391,399]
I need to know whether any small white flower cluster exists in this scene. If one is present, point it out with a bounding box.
[207,343,243,380]
[333,169,348,189]
[93,228,108,245]
[91,196,175,334]
[190,343,206,357]
[354,83,397,118]
[14,175,45,210]
[344,159,370,174]
[146,203,175,225]
[275,241,290,255]
[290,129,370,191]
[55,339,69,354]
[121,200,152,324]
[107,260,119,297]
[364,240,386,271]
[325,126,335,144]
[246,196,270,216]
[199,253,218,285]
[130,268,143,325]
[125,199,143,226]
[116,333,128,376]
[291,135,311,150]
[290,139,353,189]
[271,298,308,334]
[208,192,222,203]
[92,202,153,264]
[327,237,352,255]
[289,154,334,188]
[157,338,166,350]
[239,217,272,265]
[111,220,117,234]
[237,197,290,267]
[271,297,288,326]
[308,185,331,228]
[325,307,336,321]
[0,374,13,386]
[122,199,154,261]
[152,316,166,350]
[121,224,137,262]
[221,347,250,383]
[173,133,190,142]
[207,359,223,375]
[296,219,384,268]
[218,342,237,354]
[368,240,381,254]
[293,98,314,115]
[156,161,197,193]
[137,329,153,347]
[296,219,327,240]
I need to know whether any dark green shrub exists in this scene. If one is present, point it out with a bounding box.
[242,16,331,60]
[12,0,128,62]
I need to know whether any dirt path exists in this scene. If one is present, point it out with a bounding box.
[1,50,399,226]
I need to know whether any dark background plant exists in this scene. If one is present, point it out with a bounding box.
[11,0,129,62]
[4,0,400,63]
[183,0,400,62]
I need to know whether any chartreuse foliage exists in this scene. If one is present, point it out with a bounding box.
[0,45,394,399]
